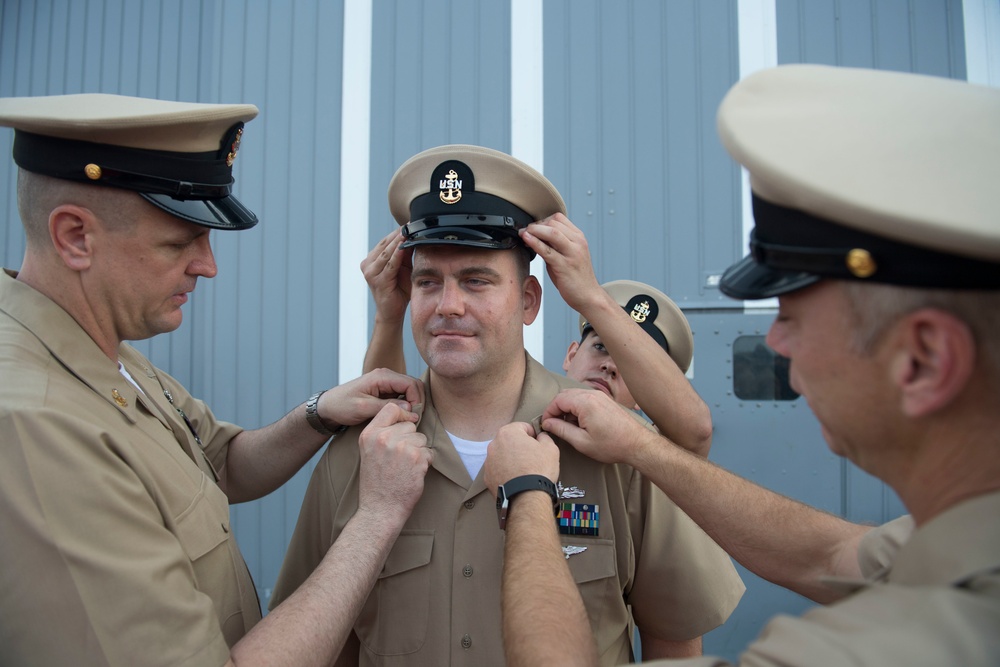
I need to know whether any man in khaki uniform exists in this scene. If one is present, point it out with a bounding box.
[362,214,714,458]
[485,64,1000,666]
[271,144,745,666]
[0,94,433,666]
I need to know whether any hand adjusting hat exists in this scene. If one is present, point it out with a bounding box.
[387,144,566,258]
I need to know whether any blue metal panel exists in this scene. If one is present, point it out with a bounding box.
[778,0,966,77]
[542,0,743,371]
[368,0,513,378]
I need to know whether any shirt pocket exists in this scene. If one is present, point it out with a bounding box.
[355,531,434,657]
[173,475,246,644]
[562,538,620,629]
[174,475,229,561]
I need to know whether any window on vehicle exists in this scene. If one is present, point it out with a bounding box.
[732,335,799,401]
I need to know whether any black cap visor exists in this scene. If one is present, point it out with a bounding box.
[13,127,258,231]
[720,194,1000,300]
[401,214,532,257]
[141,192,258,230]
[719,255,821,299]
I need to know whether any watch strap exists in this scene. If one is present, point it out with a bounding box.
[305,390,337,437]
[497,475,558,530]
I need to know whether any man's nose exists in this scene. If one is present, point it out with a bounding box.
[189,235,218,278]
[765,319,787,357]
[435,281,464,316]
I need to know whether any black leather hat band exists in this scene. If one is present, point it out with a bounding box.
[13,129,235,197]
[408,190,533,229]
[582,319,669,353]
[748,194,1000,290]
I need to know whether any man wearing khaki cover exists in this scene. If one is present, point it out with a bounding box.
[271,144,745,666]
[486,64,1000,666]
[0,93,433,666]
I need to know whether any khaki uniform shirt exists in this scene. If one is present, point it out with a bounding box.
[272,354,745,666]
[651,492,1000,666]
[0,270,260,666]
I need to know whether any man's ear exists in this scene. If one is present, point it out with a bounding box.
[891,309,975,418]
[522,275,542,325]
[49,205,96,271]
[563,341,581,372]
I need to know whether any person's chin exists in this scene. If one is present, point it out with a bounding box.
[425,348,479,376]
[153,310,185,336]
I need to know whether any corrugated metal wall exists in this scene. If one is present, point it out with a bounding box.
[541,1,744,367]
[0,0,989,660]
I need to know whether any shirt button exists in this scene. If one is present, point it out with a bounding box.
[461,634,472,649]
[463,564,473,578]
[464,500,475,510]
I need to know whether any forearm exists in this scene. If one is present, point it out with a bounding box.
[229,507,403,666]
[362,317,407,375]
[584,296,713,455]
[502,492,598,667]
[632,431,869,603]
[221,404,332,503]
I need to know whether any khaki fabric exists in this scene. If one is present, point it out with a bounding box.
[0,270,260,667]
[649,492,1000,666]
[857,513,914,579]
[272,354,744,666]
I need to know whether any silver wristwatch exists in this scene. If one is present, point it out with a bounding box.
[305,390,337,436]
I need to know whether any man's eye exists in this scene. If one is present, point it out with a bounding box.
[465,277,489,286]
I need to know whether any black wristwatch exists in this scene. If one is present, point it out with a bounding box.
[496,475,559,530]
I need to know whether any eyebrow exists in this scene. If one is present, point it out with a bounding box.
[411,265,503,281]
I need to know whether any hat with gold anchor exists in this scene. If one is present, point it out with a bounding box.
[0,93,259,230]
[716,65,1000,299]
[388,144,566,255]
[579,280,694,373]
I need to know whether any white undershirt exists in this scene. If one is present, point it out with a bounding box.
[118,361,145,395]
[447,431,491,480]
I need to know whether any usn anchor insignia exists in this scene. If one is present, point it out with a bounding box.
[439,169,462,204]
[630,299,651,324]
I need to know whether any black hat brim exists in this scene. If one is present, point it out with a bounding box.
[140,192,258,231]
[719,255,820,300]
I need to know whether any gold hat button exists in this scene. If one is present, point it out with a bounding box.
[846,248,877,278]
[84,164,102,180]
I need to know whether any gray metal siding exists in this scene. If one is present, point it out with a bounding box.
[778,0,966,76]
[0,0,974,661]
[542,0,744,370]
[368,0,514,379]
